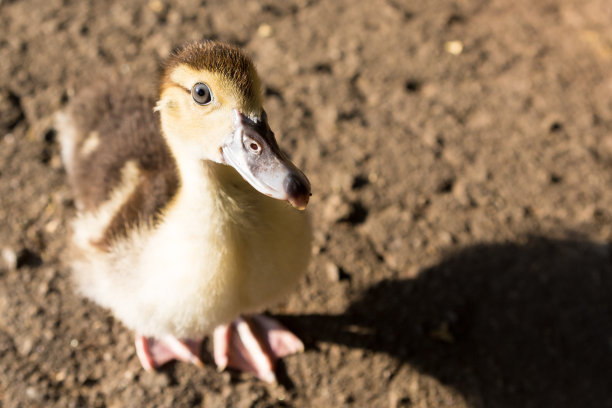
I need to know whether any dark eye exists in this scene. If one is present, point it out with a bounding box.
[191,83,212,105]
[244,138,262,155]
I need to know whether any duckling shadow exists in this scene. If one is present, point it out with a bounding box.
[282,237,612,408]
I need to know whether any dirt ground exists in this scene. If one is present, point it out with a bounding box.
[1,0,612,406]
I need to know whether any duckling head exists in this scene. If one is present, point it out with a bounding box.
[156,41,310,210]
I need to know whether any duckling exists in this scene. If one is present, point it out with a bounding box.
[57,40,312,382]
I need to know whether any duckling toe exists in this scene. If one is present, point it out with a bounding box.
[213,314,304,383]
[135,334,203,371]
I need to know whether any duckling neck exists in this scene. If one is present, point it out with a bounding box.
[175,158,213,200]
[168,153,249,223]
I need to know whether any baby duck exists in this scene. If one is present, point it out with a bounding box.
[57,40,312,382]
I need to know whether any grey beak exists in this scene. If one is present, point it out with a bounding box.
[221,109,311,210]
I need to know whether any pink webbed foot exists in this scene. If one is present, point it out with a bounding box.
[135,334,203,371]
[213,314,304,383]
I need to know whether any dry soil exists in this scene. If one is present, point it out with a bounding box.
[1,0,612,407]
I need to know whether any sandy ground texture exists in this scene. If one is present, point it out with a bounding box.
[2,0,612,406]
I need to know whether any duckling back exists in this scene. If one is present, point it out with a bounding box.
[57,82,179,249]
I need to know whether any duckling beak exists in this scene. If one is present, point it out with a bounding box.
[221,110,311,210]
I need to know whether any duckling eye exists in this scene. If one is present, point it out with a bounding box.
[244,138,262,155]
[191,83,212,105]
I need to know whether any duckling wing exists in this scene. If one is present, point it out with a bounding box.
[57,83,179,247]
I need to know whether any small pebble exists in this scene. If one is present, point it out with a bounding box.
[257,24,274,38]
[1,247,17,270]
[38,281,49,295]
[438,231,454,246]
[148,0,164,13]
[45,218,60,233]
[25,386,41,401]
[43,330,54,341]
[325,261,340,281]
[322,193,351,223]
[20,337,34,355]
[444,40,463,55]
[55,370,67,382]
